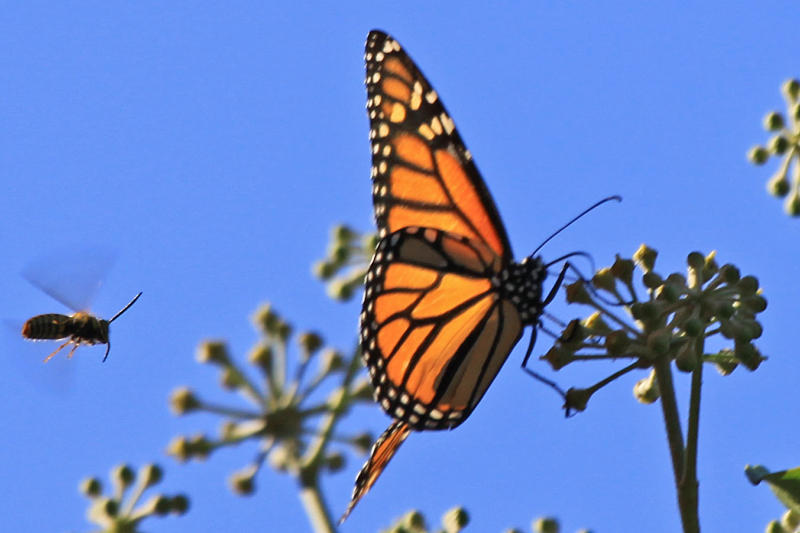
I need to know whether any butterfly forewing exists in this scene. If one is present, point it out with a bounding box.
[365,30,514,264]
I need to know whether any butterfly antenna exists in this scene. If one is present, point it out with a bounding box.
[530,195,621,257]
[108,292,143,323]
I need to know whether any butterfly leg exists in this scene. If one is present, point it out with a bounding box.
[43,340,72,363]
[520,262,571,402]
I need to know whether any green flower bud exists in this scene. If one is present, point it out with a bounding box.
[327,279,355,301]
[313,260,336,280]
[351,432,373,455]
[675,343,697,372]
[564,388,591,413]
[763,111,785,131]
[401,510,427,530]
[605,330,631,356]
[252,303,280,335]
[248,343,273,372]
[642,271,663,289]
[533,516,560,533]
[720,264,741,284]
[170,387,200,415]
[735,341,763,371]
[716,302,735,320]
[325,452,345,472]
[112,464,135,492]
[170,494,190,515]
[646,329,671,355]
[565,280,592,304]
[89,497,119,522]
[333,224,356,243]
[230,466,257,496]
[633,244,658,272]
[559,319,588,344]
[683,317,704,337]
[268,445,291,472]
[738,276,759,297]
[140,464,163,487]
[298,331,324,355]
[591,268,616,292]
[713,349,738,376]
[781,509,800,531]
[166,436,191,462]
[151,494,172,515]
[655,283,681,303]
[582,312,611,334]
[442,506,470,531]
[769,135,790,155]
[79,477,102,498]
[196,341,230,365]
[631,301,661,323]
[743,295,767,313]
[793,102,800,122]
[610,256,634,285]
[329,243,350,263]
[633,370,660,404]
[220,367,244,390]
[747,145,769,165]
[785,190,800,217]
[782,78,800,102]
[686,251,705,270]
[541,346,575,370]
[765,520,785,533]
[189,434,212,460]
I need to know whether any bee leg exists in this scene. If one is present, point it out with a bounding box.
[66,343,80,359]
[43,340,72,363]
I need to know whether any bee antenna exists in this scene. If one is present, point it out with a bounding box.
[108,292,143,324]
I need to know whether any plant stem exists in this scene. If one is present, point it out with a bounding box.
[678,338,704,533]
[299,479,336,533]
[653,356,684,481]
[653,355,702,532]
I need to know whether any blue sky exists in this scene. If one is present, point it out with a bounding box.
[1,3,799,532]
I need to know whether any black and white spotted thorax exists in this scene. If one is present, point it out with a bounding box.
[497,256,547,325]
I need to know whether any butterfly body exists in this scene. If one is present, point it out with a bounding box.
[342,30,554,522]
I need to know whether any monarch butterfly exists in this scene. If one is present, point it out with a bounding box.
[340,30,582,522]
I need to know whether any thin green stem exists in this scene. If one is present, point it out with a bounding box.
[653,356,685,492]
[678,338,704,533]
[299,480,336,533]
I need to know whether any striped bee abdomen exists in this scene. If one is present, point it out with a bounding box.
[22,314,75,341]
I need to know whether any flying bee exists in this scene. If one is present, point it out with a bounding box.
[22,292,142,363]
[19,247,141,363]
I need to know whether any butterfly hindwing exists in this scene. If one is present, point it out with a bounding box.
[361,227,524,430]
[339,420,411,524]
